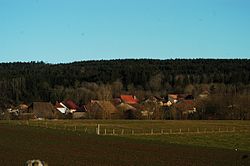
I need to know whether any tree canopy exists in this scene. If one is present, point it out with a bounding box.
[0,59,249,108]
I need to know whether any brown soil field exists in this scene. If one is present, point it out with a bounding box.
[0,124,249,166]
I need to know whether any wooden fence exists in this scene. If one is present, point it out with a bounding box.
[8,120,96,134]
[5,121,249,136]
[97,125,239,136]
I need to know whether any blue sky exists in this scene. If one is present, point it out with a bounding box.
[0,0,250,63]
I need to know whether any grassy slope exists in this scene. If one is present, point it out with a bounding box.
[123,132,250,152]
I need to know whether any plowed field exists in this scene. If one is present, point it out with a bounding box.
[0,124,249,166]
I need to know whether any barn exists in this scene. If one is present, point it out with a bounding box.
[88,100,120,119]
[28,102,63,119]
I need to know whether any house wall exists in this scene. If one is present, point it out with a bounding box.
[91,103,104,119]
[73,112,87,119]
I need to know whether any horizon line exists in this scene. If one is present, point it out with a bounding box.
[0,57,249,65]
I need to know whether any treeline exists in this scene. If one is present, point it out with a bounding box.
[0,59,250,108]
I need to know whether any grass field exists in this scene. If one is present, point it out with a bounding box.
[0,120,250,165]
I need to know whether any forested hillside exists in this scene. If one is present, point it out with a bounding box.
[0,59,250,108]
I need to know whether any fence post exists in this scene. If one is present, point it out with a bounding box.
[161,129,164,134]
[132,130,134,135]
[104,129,107,135]
[96,124,100,135]
[121,129,124,135]
[151,129,153,135]
[112,129,115,135]
[179,128,182,134]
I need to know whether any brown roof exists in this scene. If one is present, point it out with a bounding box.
[117,103,136,111]
[18,104,28,110]
[28,102,62,119]
[94,101,118,114]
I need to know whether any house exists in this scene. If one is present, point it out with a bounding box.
[180,100,196,114]
[141,97,163,120]
[166,101,173,107]
[174,100,197,119]
[1,108,18,120]
[120,95,139,105]
[17,104,29,111]
[144,96,158,103]
[198,90,210,99]
[113,98,122,105]
[141,110,154,119]
[72,105,88,119]
[28,102,62,119]
[7,108,19,116]
[88,100,120,119]
[55,102,68,114]
[168,94,178,103]
[72,111,87,119]
[168,94,194,103]
[116,103,137,119]
[62,99,79,113]
[17,104,33,119]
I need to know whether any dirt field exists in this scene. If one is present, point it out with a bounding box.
[0,123,249,166]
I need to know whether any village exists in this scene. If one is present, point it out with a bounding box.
[1,92,209,121]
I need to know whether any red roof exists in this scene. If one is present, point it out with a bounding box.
[121,95,138,104]
[63,100,79,110]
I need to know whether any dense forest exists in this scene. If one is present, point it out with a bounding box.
[0,59,250,111]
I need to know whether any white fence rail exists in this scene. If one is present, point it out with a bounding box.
[97,126,240,136]
[5,121,249,136]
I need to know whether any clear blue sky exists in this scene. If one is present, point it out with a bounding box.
[0,0,250,63]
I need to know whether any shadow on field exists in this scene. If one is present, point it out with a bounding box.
[0,124,249,166]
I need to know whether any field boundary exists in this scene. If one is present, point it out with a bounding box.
[3,120,249,136]
[97,125,249,136]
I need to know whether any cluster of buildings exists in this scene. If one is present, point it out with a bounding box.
[1,92,209,120]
